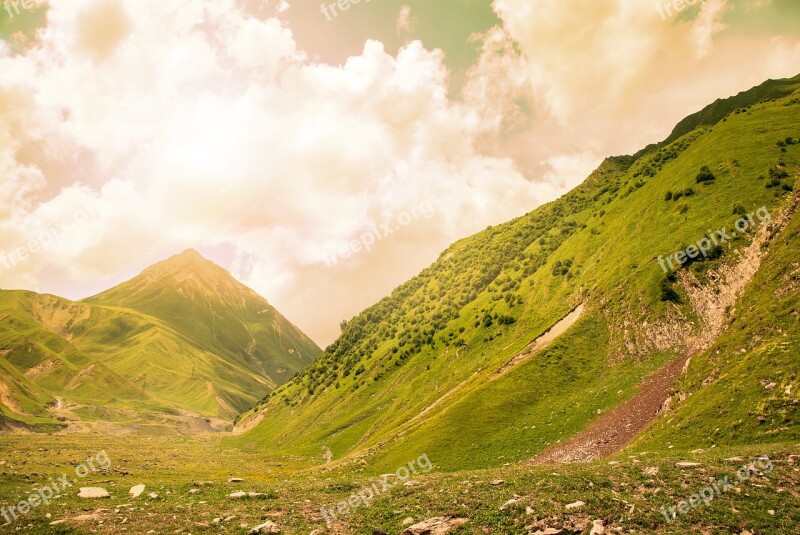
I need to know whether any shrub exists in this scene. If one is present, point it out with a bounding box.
[732,203,746,216]
[664,191,673,201]
[660,278,680,303]
[696,166,717,183]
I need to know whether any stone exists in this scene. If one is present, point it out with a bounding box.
[249,520,281,534]
[147,492,159,499]
[590,519,605,535]
[229,491,247,499]
[402,517,415,526]
[404,517,469,534]
[565,500,584,510]
[78,487,109,499]
[500,498,519,511]
[676,462,702,468]
[129,484,145,498]
[229,477,244,483]
[489,479,505,486]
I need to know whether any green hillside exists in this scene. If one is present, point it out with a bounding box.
[235,75,800,472]
[0,250,320,432]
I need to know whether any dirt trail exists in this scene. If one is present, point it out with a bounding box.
[534,191,799,464]
[532,352,690,463]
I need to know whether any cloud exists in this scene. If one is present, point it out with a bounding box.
[0,0,554,344]
[1,0,798,345]
[396,5,414,34]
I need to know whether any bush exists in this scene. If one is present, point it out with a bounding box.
[696,166,717,183]
[660,278,680,303]
[732,203,746,216]
[664,191,673,201]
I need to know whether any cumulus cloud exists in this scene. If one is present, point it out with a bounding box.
[1,0,798,344]
[0,0,554,344]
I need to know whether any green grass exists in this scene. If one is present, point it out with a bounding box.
[0,435,796,534]
[236,75,800,473]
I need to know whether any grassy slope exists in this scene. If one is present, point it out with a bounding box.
[0,252,321,429]
[85,250,321,385]
[0,290,276,427]
[236,76,800,472]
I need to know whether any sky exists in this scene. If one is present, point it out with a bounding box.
[0,0,799,346]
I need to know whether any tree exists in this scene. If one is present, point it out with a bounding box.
[696,166,716,183]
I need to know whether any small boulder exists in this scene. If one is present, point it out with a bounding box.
[229,491,247,499]
[565,501,584,510]
[129,485,145,498]
[404,516,469,534]
[147,492,159,499]
[229,477,244,483]
[78,487,109,499]
[676,462,702,468]
[590,519,605,535]
[402,517,415,526]
[489,479,505,486]
[249,520,281,534]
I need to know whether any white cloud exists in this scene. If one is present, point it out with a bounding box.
[0,0,554,344]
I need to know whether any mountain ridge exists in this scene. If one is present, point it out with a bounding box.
[0,250,321,433]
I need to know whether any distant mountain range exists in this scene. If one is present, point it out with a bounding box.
[233,74,800,471]
[0,249,320,433]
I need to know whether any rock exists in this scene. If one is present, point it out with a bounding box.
[213,518,222,524]
[229,478,244,483]
[229,491,247,499]
[725,457,745,462]
[531,529,562,535]
[500,498,519,511]
[49,520,66,526]
[78,487,109,499]
[404,516,469,534]
[402,518,415,526]
[676,462,702,468]
[607,461,621,466]
[147,492,159,499]
[189,488,200,494]
[642,467,659,476]
[249,520,281,534]
[525,506,535,515]
[590,519,605,535]
[565,501,584,510]
[768,510,775,515]
[489,479,505,486]
[690,449,705,454]
[129,484,145,498]
[309,530,323,535]
[404,480,420,487]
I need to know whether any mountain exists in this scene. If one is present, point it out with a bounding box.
[233,75,800,471]
[0,250,320,433]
